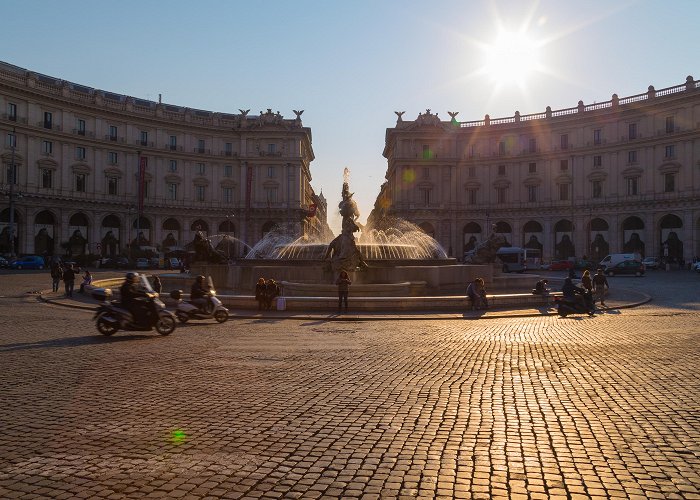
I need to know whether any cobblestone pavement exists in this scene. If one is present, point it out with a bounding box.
[0,270,699,498]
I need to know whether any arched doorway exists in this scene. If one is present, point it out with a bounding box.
[132,216,152,247]
[622,216,645,257]
[554,219,574,260]
[0,208,21,255]
[34,210,56,256]
[219,220,236,235]
[101,215,121,257]
[522,221,543,253]
[191,219,208,237]
[162,218,181,251]
[659,214,683,263]
[494,221,512,246]
[463,222,482,255]
[418,222,435,238]
[67,212,89,256]
[589,218,610,262]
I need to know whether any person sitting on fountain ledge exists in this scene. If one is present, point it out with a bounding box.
[255,277,267,310]
[466,278,488,310]
[264,279,281,310]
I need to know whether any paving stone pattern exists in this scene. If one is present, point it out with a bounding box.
[0,271,699,498]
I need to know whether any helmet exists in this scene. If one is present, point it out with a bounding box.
[126,272,139,281]
[196,275,205,282]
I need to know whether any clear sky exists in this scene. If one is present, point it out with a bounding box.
[2,0,699,232]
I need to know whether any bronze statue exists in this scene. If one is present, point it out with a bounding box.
[325,172,367,273]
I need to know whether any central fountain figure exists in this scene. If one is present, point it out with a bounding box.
[324,169,367,275]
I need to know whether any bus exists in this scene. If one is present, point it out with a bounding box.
[496,246,541,273]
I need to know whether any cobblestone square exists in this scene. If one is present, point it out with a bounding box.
[1,271,699,498]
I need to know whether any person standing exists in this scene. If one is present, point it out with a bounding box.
[255,277,266,310]
[79,270,92,294]
[593,268,609,307]
[62,263,77,297]
[151,275,162,295]
[581,269,592,292]
[50,262,63,292]
[336,270,351,312]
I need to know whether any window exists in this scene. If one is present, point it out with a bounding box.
[496,187,507,204]
[628,150,637,164]
[169,135,177,150]
[265,187,277,203]
[498,164,506,176]
[75,173,86,192]
[559,183,570,201]
[168,160,177,172]
[528,162,536,174]
[666,116,675,133]
[6,163,17,184]
[109,125,117,140]
[628,123,637,140]
[664,173,675,193]
[267,143,276,154]
[195,163,206,175]
[593,155,602,167]
[167,182,178,200]
[560,160,568,171]
[76,146,86,160]
[222,187,233,203]
[267,166,276,178]
[528,138,537,153]
[498,141,506,156]
[43,111,52,129]
[593,129,601,145]
[468,167,475,178]
[195,185,206,202]
[422,144,432,160]
[664,145,675,158]
[197,139,205,153]
[528,185,537,203]
[6,133,16,148]
[7,102,17,121]
[140,130,148,146]
[225,142,233,156]
[419,187,431,205]
[592,180,602,198]
[422,167,430,180]
[467,188,477,205]
[627,176,639,196]
[41,168,53,189]
[108,152,118,165]
[560,134,569,149]
[42,140,53,154]
[77,119,86,135]
[107,176,118,195]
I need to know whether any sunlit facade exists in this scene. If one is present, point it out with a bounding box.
[373,77,700,264]
[0,61,329,259]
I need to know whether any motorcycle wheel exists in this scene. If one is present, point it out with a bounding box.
[176,311,189,324]
[96,317,118,336]
[155,315,176,336]
[214,310,228,323]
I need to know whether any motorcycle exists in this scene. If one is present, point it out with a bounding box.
[93,275,176,336]
[554,292,595,317]
[171,278,229,324]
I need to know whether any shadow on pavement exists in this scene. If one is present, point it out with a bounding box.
[0,333,155,352]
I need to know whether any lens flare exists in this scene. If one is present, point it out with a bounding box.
[170,428,187,445]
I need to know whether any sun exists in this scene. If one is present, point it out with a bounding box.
[479,29,543,87]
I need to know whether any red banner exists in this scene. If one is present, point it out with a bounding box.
[306,203,317,218]
[138,156,147,212]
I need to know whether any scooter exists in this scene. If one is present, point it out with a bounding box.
[93,276,176,336]
[554,292,595,317]
[171,287,229,324]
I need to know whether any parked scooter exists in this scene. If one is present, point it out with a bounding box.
[93,275,176,336]
[554,291,595,317]
[171,277,229,323]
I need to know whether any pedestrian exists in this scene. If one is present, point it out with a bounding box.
[264,279,280,310]
[336,270,351,312]
[255,277,266,310]
[151,275,162,294]
[593,268,609,307]
[62,263,77,297]
[467,277,488,310]
[581,269,592,293]
[79,269,92,294]
[50,262,63,292]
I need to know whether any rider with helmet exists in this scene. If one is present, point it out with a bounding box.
[120,272,149,325]
[190,275,211,313]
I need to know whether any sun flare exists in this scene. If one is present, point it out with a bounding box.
[479,30,543,87]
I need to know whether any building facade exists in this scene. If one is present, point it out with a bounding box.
[0,61,329,260]
[372,77,700,264]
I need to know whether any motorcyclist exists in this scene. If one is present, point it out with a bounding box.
[561,277,593,313]
[190,275,211,313]
[120,272,149,326]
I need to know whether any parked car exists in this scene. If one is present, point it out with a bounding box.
[135,258,149,270]
[573,259,597,270]
[642,257,660,270]
[693,261,700,273]
[549,260,574,271]
[149,257,161,269]
[0,256,8,268]
[605,260,645,277]
[10,255,46,270]
[166,257,180,270]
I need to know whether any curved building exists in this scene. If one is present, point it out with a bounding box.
[0,61,329,260]
[373,77,700,264]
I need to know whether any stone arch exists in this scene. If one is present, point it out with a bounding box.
[522,221,543,253]
[622,216,645,257]
[554,219,574,260]
[494,221,512,246]
[34,210,56,256]
[191,219,208,234]
[131,216,152,247]
[463,222,482,254]
[219,220,236,234]
[588,218,610,262]
[659,214,683,263]
[0,208,22,255]
[100,214,121,257]
[67,212,89,256]
[161,218,181,251]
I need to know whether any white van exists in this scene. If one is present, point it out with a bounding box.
[599,253,641,270]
